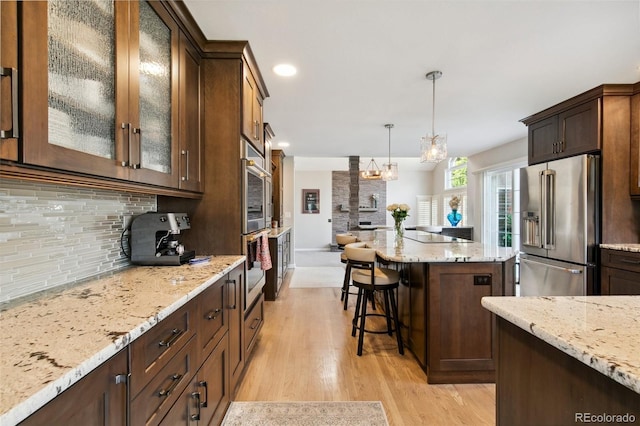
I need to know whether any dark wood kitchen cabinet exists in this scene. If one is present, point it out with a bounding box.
[20,1,179,186]
[630,85,640,198]
[264,229,290,301]
[523,99,600,165]
[600,248,640,295]
[271,149,286,227]
[227,264,246,395]
[178,31,204,193]
[397,258,514,384]
[243,62,265,155]
[19,349,128,426]
[0,0,19,161]
[2,1,203,198]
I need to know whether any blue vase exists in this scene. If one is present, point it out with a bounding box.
[447,209,462,226]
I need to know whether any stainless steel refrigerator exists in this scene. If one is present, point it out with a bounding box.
[519,154,599,296]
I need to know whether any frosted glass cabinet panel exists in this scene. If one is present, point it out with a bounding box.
[137,0,172,174]
[47,0,116,160]
[21,0,180,189]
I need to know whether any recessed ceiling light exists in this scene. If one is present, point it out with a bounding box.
[273,64,297,77]
[278,141,290,148]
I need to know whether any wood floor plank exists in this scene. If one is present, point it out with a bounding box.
[234,271,495,425]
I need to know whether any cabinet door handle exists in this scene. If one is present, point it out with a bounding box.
[198,380,208,407]
[206,308,222,320]
[131,127,141,169]
[158,373,182,397]
[120,123,130,167]
[190,392,201,421]
[0,67,19,139]
[158,328,183,348]
[227,279,237,309]
[254,120,259,140]
[181,149,189,181]
[250,317,260,330]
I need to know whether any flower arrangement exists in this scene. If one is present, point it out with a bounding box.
[387,203,410,236]
[449,196,460,211]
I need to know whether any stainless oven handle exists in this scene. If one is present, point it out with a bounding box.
[242,158,269,177]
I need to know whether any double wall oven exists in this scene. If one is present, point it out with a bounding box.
[242,141,269,311]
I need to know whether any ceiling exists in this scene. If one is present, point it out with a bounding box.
[182,0,640,170]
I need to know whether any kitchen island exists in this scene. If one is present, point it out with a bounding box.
[0,255,245,425]
[353,229,516,384]
[482,296,640,425]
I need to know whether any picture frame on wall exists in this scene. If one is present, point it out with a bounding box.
[302,189,320,214]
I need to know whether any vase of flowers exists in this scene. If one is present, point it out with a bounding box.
[387,203,410,237]
[447,196,462,226]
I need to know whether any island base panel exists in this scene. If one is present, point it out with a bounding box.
[496,318,640,426]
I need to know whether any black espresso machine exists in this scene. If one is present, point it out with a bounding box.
[130,212,195,265]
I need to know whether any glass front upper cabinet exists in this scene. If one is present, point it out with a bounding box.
[21,0,179,187]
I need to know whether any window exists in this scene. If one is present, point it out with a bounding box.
[483,165,523,247]
[416,195,438,226]
[445,157,468,190]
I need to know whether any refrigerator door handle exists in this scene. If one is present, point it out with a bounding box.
[541,169,556,249]
[521,257,583,274]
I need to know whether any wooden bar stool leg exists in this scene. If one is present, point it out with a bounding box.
[389,289,404,355]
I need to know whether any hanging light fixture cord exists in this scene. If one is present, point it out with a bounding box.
[386,123,394,164]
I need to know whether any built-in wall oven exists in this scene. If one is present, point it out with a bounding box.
[242,141,268,234]
[243,230,268,311]
[242,141,269,310]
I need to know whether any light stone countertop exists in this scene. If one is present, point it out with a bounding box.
[353,229,516,263]
[0,255,245,425]
[600,243,640,253]
[481,296,640,394]
[266,226,292,238]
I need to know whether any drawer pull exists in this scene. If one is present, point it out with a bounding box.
[158,328,183,348]
[198,380,208,407]
[158,373,182,398]
[190,392,201,421]
[250,317,260,330]
[620,259,640,265]
[206,309,222,320]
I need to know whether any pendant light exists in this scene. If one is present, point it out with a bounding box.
[382,124,398,181]
[360,157,383,180]
[420,70,447,163]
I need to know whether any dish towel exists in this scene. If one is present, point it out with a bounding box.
[256,232,272,270]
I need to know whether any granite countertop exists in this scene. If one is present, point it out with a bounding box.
[0,255,245,425]
[353,229,516,263]
[267,226,291,238]
[481,296,640,394]
[600,243,640,253]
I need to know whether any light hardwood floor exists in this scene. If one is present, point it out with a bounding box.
[233,267,496,425]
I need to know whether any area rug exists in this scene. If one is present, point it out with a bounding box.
[288,267,344,288]
[221,401,389,426]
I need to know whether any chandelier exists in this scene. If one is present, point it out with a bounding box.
[361,157,382,180]
[382,124,398,181]
[420,70,447,163]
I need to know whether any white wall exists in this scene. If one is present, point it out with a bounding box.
[294,170,333,250]
[385,170,432,228]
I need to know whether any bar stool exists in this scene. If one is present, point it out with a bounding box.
[340,242,369,310]
[336,234,358,305]
[335,233,357,250]
[345,245,404,356]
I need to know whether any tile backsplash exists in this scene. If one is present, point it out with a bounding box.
[0,179,156,303]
